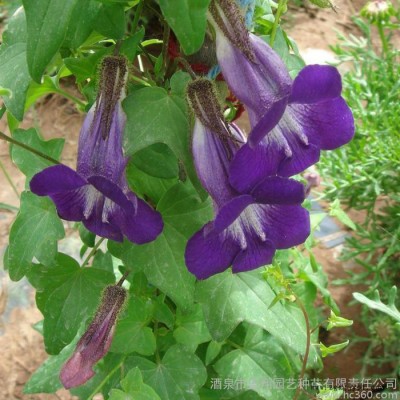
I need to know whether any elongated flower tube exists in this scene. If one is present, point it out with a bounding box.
[60,285,127,389]
[30,56,163,243]
[229,65,355,192]
[209,0,354,192]
[185,79,310,280]
[209,0,292,132]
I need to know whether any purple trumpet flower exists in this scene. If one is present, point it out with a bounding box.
[209,0,354,192]
[60,285,127,389]
[185,80,310,280]
[30,56,163,243]
[229,65,355,192]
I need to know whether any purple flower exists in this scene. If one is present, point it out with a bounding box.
[209,0,292,131]
[209,0,354,192]
[60,285,127,389]
[30,56,163,243]
[229,65,355,192]
[185,80,310,280]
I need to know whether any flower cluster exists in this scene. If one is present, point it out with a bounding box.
[184,0,354,279]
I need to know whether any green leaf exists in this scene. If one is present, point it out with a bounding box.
[173,304,212,352]
[22,0,79,82]
[120,27,145,61]
[329,199,357,230]
[109,182,213,311]
[27,253,114,354]
[129,344,207,400]
[64,47,110,83]
[2,7,27,45]
[215,327,295,399]
[7,192,65,281]
[123,86,205,198]
[93,3,126,39]
[317,388,344,400]
[205,340,223,365]
[11,128,64,182]
[196,269,317,359]
[111,295,156,355]
[24,326,83,393]
[63,0,101,49]
[353,286,400,323]
[109,368,161,400]
[132,143,179,179]
[159,0,211,55]
[326,311,353,331]
[0,43,31,120]
[319,340,349,357]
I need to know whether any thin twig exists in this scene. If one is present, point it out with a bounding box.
[0,131,60,165]
[175,57,197,80]
[117,270,131,286]
[81,237,106,267]
[131,0,145,34]
[293,296,311,400]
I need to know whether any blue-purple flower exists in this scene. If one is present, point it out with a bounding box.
[60,285,127,389]
[209,0,354,192]
[30,56,163,243]
[185,79,310,280]
[229,65,355,192]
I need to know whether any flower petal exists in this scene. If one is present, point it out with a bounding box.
[185,222,238,280]
[216,33,291,123]
[232,239,276,273]
[289,65,342,104]
[289,98,355,151]
[251,176,305,204]
[110,195,164,244]
[192,119,238,206]
[256,204,310,248]
[30,165,87,195]
[214,194,254,233]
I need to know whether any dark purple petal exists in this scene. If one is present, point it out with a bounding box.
[214,194,254,233]
[256,204,310,248]
[185,222,238,280]
[251,176,305,204]
[288,98,355,151]
[216,33,291,123]
[232,239,276,273]
[30,165,87,195]
[229,139,283,193]
[289,65,342,104]
[110,195,163,244]
[247,98,288,147]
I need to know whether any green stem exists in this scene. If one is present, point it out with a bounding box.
[293,296,311,400]
[0,157,19,198]
[117,270,131,286]
[175,57,197,80]
[0,131,60,165]
[270,0,287,47]
[131,0,144,34]
[160,21,170,80]
[86,356,126,399]
[377,21,389,57]
[54,88,86,109]
[81,237,106,267]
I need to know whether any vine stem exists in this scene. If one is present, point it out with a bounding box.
[81,237,106,267]
[270,0,287,47]
[293,296,311,400]
[131,0,144,34]
[0,158,19,198]
[0,131,60,165]
[175,57,197,80]
[117,270,131,286]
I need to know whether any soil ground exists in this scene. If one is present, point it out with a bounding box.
[0,1,384,399]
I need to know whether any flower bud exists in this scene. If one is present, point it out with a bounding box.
[60,285,127,389]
